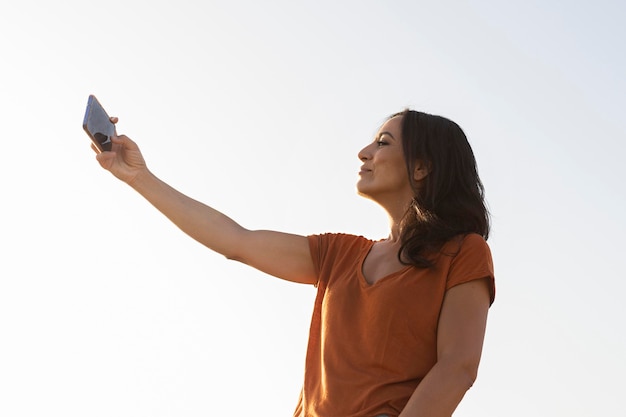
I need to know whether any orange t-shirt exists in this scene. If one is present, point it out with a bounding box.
[293,233,495,417]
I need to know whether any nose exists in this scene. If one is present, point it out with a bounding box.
[358,143,372,161]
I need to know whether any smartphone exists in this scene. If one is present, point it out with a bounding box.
[82,95,115,152]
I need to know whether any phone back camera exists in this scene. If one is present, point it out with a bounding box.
[94,132,112,151]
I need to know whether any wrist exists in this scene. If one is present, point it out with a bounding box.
[127,167,155,192]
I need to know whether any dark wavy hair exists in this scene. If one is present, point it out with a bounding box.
[393,109,490,267]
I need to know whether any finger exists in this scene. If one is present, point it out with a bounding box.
[110,116,119,124]
[95,150,117,167]
[90,142,111,154]
[114,134,139,150]
[96,150,116,160]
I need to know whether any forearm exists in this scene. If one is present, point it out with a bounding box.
[128,168,246,258]
[398,361,476,417]
[95,134,314,283]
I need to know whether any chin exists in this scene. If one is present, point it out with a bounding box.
[356,184,375,201]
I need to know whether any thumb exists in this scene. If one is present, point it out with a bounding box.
[114,134,139,151]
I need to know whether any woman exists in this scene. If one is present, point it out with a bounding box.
[95,109,495,417]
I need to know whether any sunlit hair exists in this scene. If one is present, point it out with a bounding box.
[391,109,490,267]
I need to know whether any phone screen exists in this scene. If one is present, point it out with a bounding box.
[82,95,115,152]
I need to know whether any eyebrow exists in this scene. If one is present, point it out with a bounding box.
[377,131,397,140]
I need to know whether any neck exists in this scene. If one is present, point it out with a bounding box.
[384,199,412,243]
[360,187,415,243]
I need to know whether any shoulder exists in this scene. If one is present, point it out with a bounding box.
[307,233,372,253]
[441,233,492,262]
[461,233,491,249]
[307,233,373,276]
[458,233,493,266]
[442,233,495,304]
[307,233,373,246]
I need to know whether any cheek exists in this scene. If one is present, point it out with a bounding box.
[389,157,408,177]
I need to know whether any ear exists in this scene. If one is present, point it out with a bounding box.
[413,160,431,182]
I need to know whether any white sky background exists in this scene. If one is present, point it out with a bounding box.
[1,0,624,415]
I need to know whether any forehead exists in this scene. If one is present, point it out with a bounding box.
[377,115,403,138]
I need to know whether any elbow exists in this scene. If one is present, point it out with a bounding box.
[457,361,480,391]
[220,238,246,262]
[462,367,478,391]
[224,252,244,262]
[440,357,480,391]
[223,246,251,265]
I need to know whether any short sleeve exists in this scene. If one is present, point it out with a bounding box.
[307,233,370,288]
[446,234,495,305]
[307,234,324,287]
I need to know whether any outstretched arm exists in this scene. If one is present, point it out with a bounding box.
[95,130,317,285]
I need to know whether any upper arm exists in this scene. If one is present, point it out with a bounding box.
[437,278,491,378]
[227,229,317,285]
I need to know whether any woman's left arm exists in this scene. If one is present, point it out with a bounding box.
[399,278,492,417]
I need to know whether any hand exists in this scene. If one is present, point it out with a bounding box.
[94,117,148,185]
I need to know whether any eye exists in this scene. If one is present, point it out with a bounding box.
[375,133,392,146]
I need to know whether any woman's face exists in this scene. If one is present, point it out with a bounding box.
[357,116,414,204]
